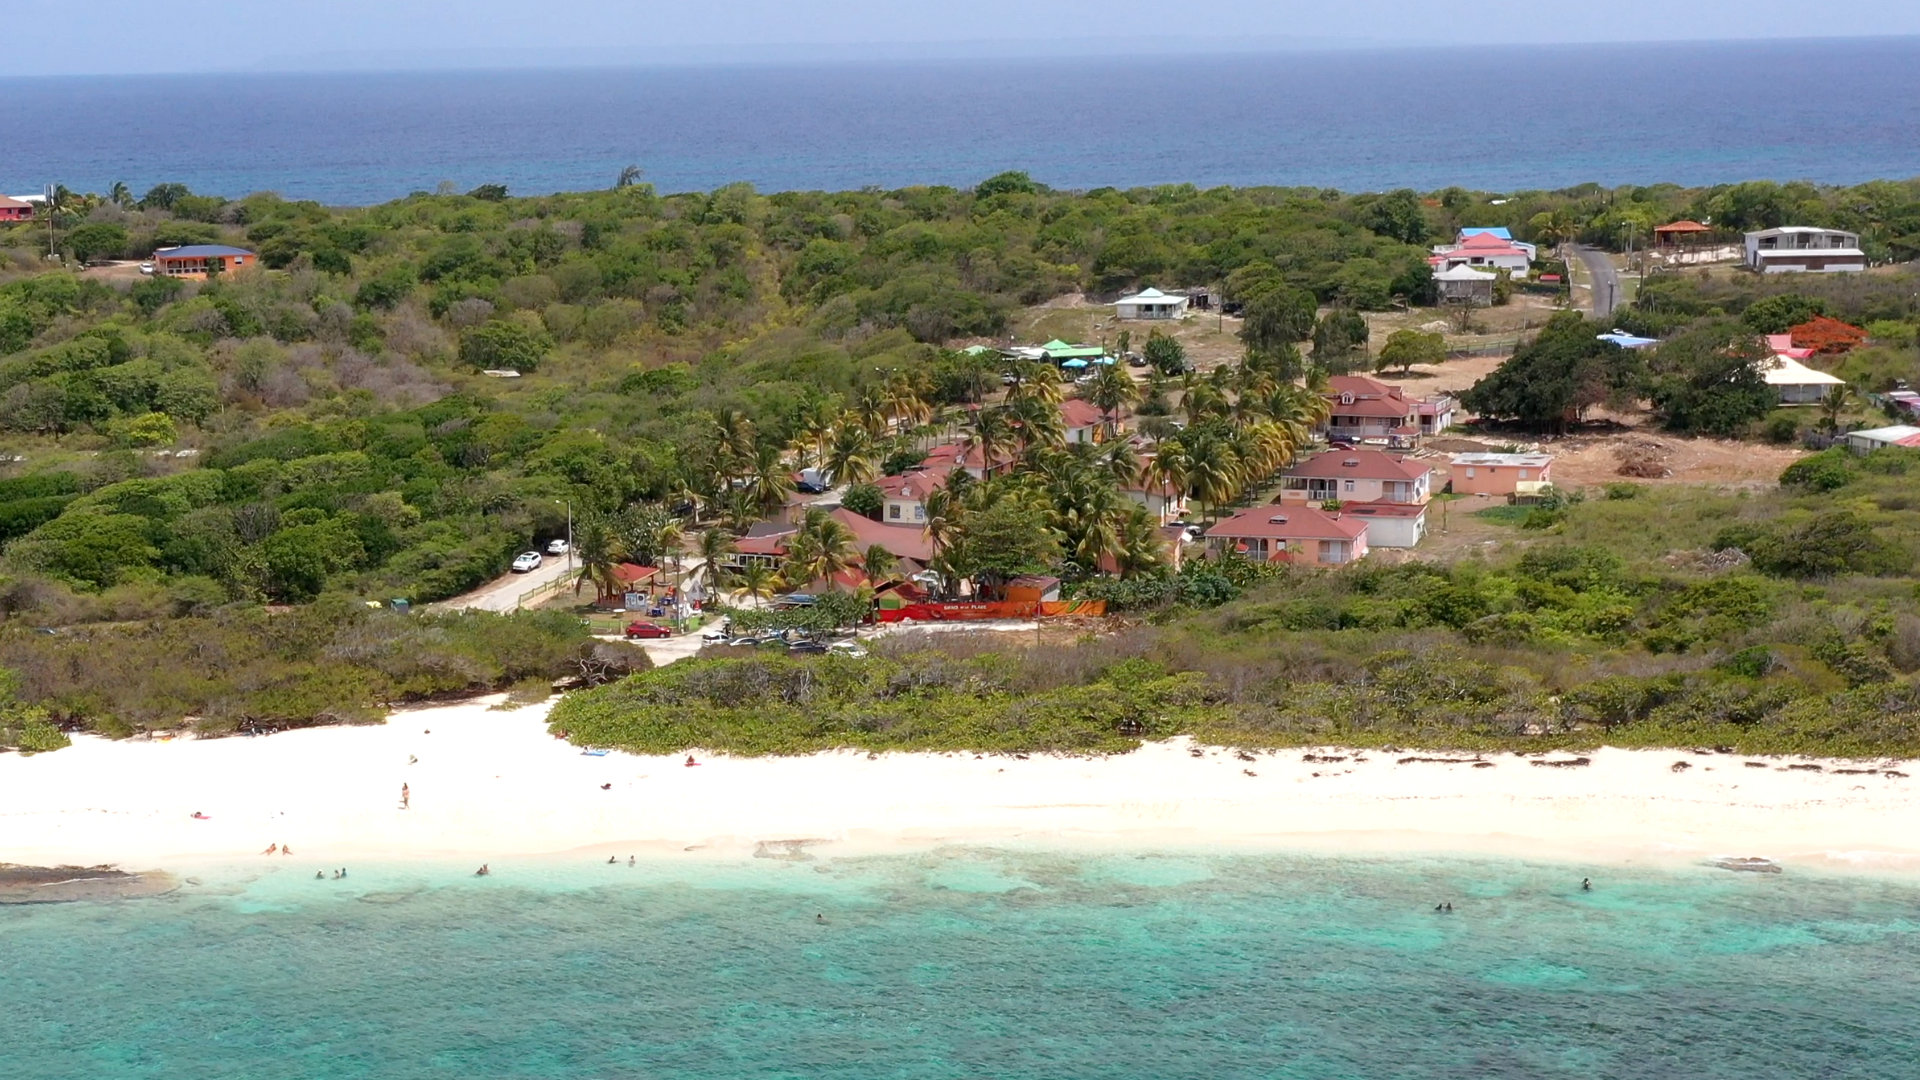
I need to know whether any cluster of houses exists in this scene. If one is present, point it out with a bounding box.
[1204,442,1553,567]
[727,368,1558,583]
[1428,227,1542,305]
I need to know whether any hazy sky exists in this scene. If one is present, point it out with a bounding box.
[8,0,1919,76]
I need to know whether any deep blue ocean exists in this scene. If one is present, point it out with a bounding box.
[5,848,1920,1079]
[3,38,1920,205]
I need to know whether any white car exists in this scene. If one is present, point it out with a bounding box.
[510,551,543,573]
[546,539,570,555]
[138,262,154,275]
[827,641,869,659]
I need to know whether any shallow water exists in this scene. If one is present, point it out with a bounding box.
[5,849,1919,1078]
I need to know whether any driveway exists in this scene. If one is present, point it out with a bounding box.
[434,554,577,613]
[1572,245,1624,320]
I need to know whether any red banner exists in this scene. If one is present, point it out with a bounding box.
[874,599,1106,622]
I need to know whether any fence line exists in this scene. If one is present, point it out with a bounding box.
[516,571,576,610]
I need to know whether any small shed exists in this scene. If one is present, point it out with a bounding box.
[1005,575,1063,605]
[1845,425,1920,454]
[1434,264,1496,305]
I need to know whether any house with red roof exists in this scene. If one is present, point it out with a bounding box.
[1279,449,1431,506]
[918,440,1014,480]
[1205,505,1369,566]
[876,472,934,525]
[0,196,34,223]
[1432,231,1532,274]
[1320,375,1456,443]
[1060,397,1110,444]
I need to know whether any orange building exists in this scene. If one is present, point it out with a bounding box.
[151,244,256,279]
[1449,452,1553,497]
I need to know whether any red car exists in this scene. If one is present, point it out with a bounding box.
[623,621,671,640]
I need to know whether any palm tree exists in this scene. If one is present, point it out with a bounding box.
[1004,360,1063,407]
[746,442,796,518]
[783,509,860,589]
[794,396,839,469]
[862,543,900,585]
[1819,383,1853,434]
[1181,430,1244,521]
[1099,439,1140,490]
[1082,364,1141,438]
[616,164,645,188]
[824,421,880,487]
[1008,395,1065,457]
[710,407,755,491]
[735,561,779,607]
[855,384,891,437]
[570,514,622,600]
[1144,438,1191,519]
[109,181,132,208]
[923,485,962,567]
[695,528,738,599]
[1112,505,1166,578]
[963,409,1013,476]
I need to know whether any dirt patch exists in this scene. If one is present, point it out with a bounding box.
[1543,433,1804,488]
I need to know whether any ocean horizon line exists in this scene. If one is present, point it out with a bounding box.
[1,32,1916,81]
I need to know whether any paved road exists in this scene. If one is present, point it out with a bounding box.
[1572,245,1624,321]
[435,554,576,613]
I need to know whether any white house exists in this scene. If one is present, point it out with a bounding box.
[1341,501,1428,548]
[1759,355,1846,405]
[1434,232,1532,274]
[1744,227,1866,273]
[1113,287,1189,320]
[1845,425,1920,454]
[1453,228,1537,260]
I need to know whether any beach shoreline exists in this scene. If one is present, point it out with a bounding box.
[3,695,1919,883]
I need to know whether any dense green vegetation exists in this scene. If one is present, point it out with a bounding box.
[0,606,646,749]
[554,452,1920,758]
[6,174,1920,754]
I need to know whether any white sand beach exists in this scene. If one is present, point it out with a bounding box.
[3,695,1918,874]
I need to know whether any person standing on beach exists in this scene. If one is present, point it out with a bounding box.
[400,783,410,810]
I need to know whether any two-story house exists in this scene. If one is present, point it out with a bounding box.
[1744,227,1866,274]
[1280,449,1431,505]
[876,473,932,525]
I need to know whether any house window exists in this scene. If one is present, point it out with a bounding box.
[1465,467,1475,478]
[1343,480,1354,493]
[914,505,925,521]
[888,505,901,520]
[1518,470,1529,479]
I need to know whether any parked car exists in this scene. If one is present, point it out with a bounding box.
[510,551,543,572]
[624,620,672,640]
[138,262,154,275]
[700,625,732,642]
[724,635,766,647]
[546,539,570,555]
[827,641,870,659]
[787,640,828,655]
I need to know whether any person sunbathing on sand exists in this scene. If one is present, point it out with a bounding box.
[685,755,700,767]
[262,843,278,855]
[282,846,293,856]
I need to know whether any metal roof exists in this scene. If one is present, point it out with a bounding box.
[153,245,255,259]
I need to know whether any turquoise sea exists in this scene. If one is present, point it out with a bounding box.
[5,849,1919,1079]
